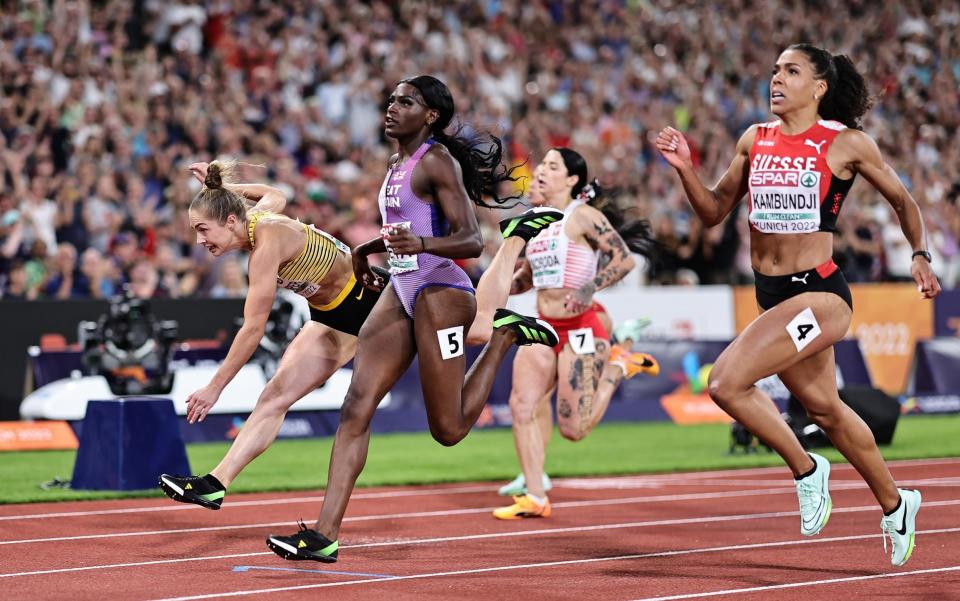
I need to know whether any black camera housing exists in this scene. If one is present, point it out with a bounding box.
[79,290,179,395]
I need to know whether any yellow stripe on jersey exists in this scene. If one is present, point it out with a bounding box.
[311,273,356,311]
[247,210,339,286]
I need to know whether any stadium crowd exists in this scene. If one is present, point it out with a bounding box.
[1,0,958,300]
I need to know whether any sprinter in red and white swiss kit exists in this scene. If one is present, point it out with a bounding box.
[657,43,939,567]
[748,119,854,235]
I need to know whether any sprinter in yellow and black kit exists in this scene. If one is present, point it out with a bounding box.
[158,160,387,537]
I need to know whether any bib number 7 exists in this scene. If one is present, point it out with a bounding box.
[568,327,596,355]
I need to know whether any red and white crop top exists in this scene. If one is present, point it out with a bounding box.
[747,119,855,234]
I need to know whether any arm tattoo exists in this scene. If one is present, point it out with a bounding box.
[591,222,612,240]
[590,230,631,292]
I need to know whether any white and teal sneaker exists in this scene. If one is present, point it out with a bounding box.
[881,488,921,566]
[795,453,832,536]
[497,473,553,497]
[612,318,652,344]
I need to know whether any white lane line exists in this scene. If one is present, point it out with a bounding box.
[5,456,956,522]
[561,477,960,489]
[0,486,822,546]
[146,530,960,601]
[3,502,959,579]
[0,484,498,522]
[560,457,960,485]
[5,484,960,548]
[630,565,960,600]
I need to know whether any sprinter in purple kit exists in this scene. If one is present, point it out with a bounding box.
[266,76,559,563]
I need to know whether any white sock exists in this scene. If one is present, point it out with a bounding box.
[526,493,547,505]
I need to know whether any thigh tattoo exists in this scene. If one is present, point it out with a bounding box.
[571,355,596,432]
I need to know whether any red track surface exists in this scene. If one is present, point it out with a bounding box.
[1,458,959,601]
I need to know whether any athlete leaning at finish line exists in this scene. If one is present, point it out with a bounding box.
[655,43,940,567]
[157,159,391,510]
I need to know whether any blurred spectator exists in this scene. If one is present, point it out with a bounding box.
[128,258,166,299]
[210,257,248,299]
[78,247,112,298]
[42,241,80,299]
[1,259,36,300]
[0,0,955,296]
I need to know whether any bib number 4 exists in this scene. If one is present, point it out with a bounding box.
[786,307,822,352]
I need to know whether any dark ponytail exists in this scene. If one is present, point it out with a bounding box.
[401,75,522,208]
[788,43,872,130]
[577,178,660,263]
[553,147,659,258]
[189,159,247,224]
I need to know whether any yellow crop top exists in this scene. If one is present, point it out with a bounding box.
[246,210,350,299]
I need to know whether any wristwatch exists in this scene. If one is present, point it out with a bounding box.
[911,250,932,263]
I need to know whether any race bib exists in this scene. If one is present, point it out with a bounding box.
[528,236,563,288]
[382,221,419,275]
[748,170,821,234]
[437,326,465,360]
[568,327,596,355]
[786,307,821,352]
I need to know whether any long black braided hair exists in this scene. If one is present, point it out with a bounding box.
[401,75,523,208]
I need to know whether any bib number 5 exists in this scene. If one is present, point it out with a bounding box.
[437,326,465,360]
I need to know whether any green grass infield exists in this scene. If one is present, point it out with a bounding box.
[1,414,958,504]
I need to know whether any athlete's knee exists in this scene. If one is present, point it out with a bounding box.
[508,394,537,424]
[706,367,743,409]
[337,391,376,436]
[558,422,588,442]
[429,425,466,447]
[252,383,296,415]
[805,400,845,431]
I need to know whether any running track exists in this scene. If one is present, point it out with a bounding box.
[1,458,959,600]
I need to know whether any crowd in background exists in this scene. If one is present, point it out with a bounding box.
[1,0,958,301]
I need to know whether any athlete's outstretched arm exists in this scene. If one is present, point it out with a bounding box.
[840,130,940,299]
[351,237,388,291]
[185,227,283,423]
[564,206,636,313]
[384,147,483,259]
[230,183,288,213]
[188,162,288,213]
[655,125,755,227]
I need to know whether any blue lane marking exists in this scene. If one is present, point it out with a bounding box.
[233,566,395,579]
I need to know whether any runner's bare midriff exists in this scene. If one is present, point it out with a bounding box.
[305,258,355,307]
[750,229,832,275]
[536,287,587,320]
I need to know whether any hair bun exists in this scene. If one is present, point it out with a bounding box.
[204,163,222,189]
[579,178,603,201]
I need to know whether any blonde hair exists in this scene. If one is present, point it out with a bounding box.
[189,160,246,225]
